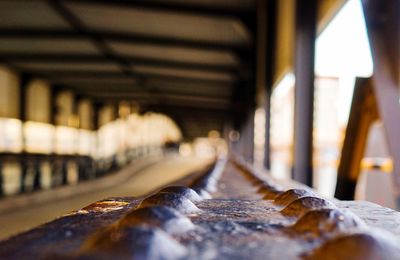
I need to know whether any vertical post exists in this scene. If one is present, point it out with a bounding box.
[292,0,317,186]
[47,87,57,187]
[263,0,277,170]
[242,111,255,163]
[231,81,243,158]
[335,78,377,199]
[235,79,254,162]
[235,4,257,164]
[50,86,58,126]
[51,160,58,187]
[0,160,3,197]
[255,0,268,168]
[73,95,84,182]
[33,160,41,190]
[20,161,28,193]
[362,0,400,207]
[19,75,28,123]
[93,102,101,131]
[263,93,271,169]
[19,75,28,193]
[241,74,256,163]
[61,159,68,185]
[114,102,120,120]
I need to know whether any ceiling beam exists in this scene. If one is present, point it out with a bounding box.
[66,0,254,20]
[22,70,236,84]
[145,104,230,115]
[89,92,231,103]
[1,53,240,73]
[50,79,232,90]
[58,85,231,99]
[89,93,232,110]
[0,29,251,52]
[60,84,230,96]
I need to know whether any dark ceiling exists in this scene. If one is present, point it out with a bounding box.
[0,0,257,139]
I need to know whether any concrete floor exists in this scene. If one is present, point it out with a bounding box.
[0,156,210,240]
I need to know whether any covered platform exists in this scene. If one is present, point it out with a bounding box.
[0,0,399,259]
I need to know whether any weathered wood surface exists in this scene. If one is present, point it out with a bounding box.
[1,158,400,259]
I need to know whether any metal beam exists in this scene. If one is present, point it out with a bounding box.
[18,74,29,122]
[263,0,277,170]
[65,0,253,20]
[0,29,250,53]
[1,53,239,73]
[25,70,235,84]
[335,78,377,200]
[362,0,400,206]
[60,85,231,100]
[53,81,232,93]
[48,0,140,81]
[92,96,232,111]
[242,112,255,163]
[292,0,317,186]
[90,92,231,104]
[49,86,58,125]
[93,102,102,130]
[145,104,230,115]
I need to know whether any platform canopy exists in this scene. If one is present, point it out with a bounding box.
[0,0,263,138]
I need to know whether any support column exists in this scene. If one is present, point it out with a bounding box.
[33,160,41,190]
[27,81,51,188]
[362,0,400,207]
[335,78,377,199]
[25,79,51,123]
[114,102,120,120]
[244,74,256,163]
[19,75,28,193]
[292,0,317,186]
[242,112,255,163]
[263,93,271,169]
[263,0,277,170]
[55,90,74,126]
[93,102,102,131]
[61,160,68,185]
[0,67,21,196]
[20,161,28,193]
[0,161,3,197]
[50,87,58,126]
[255,0,268,169]
[78,98,94,130]
[230,81,243,158]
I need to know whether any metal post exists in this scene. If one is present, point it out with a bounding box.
[263,93,271,169]
[292,0,317,186]
[263,0,277,170]
[0,160,4,197]
[50,86,58,126]
[62,160,68,185]
[362,0,400,207]
[33,160,41,190]
[77,158,84,181]
[243,112,255,163]
[20,160,28,193]
[19,76,27,193]
[93,102,101,131]
[335,78,377,199]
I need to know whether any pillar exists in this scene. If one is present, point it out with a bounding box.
[292,0,317,186]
